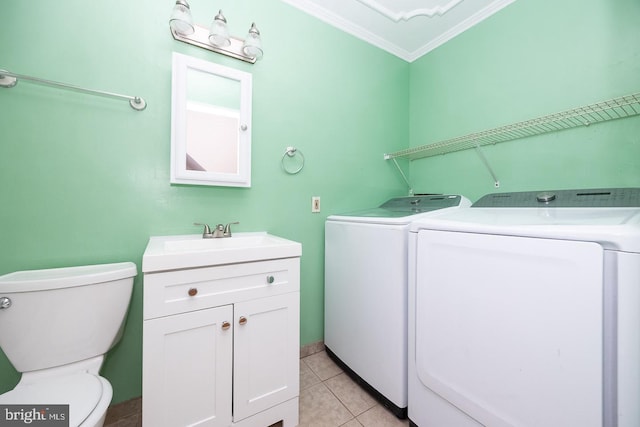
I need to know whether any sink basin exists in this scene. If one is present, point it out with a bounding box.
[142,232,302,272]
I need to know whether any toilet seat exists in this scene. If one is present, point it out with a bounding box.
[0,372,103,426]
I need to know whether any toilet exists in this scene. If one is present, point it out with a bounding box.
[0,262,137,427]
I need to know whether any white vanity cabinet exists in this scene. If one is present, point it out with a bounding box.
[141,233,301,427]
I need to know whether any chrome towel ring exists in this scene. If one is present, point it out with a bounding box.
[281,146,305,174]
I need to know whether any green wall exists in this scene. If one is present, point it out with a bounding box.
[409,0,640,200]
[0,0,408,403]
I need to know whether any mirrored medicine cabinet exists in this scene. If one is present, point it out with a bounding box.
[171,52,252,187]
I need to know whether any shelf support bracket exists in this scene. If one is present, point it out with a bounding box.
[474,142,500,188]
[389,157,414,195]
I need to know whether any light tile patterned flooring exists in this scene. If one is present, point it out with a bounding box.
[105,350,409,427]
[299,351,409,427]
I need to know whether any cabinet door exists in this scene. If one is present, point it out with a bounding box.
[233,292,300,422]
[143,305,233,427]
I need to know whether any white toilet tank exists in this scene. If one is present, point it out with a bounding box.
[0,262,136,373]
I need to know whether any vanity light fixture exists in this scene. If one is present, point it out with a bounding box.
[168,0,263,64]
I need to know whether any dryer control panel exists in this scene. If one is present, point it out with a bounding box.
[473,188,640,208]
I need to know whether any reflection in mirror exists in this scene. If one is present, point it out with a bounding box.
[171,52,252,187]
[186,102,239,173]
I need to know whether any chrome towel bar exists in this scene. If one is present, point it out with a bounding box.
[0,69,147,111]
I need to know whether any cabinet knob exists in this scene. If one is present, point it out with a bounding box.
[266,275,275,284]
[239,316,248,325]
[188,288,198,297]
[221,321,231,330]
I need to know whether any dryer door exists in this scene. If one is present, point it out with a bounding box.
[414,230,604,427]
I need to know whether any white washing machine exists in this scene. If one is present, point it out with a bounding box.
[325,194,471,418]
[408,188,640,427]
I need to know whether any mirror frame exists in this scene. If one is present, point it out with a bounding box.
[170,52,252,187]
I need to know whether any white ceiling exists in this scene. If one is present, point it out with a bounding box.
[282,0,516,62]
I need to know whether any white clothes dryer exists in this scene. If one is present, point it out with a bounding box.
[325,194,471,418]
[408,188,640,427]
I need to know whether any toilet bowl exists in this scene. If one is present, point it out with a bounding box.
[0,262,137,427]
[0,369,111,427]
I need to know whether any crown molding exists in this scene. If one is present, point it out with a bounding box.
[282,0,516,62]
[354,0,464,22]
[282,0,414,60]
[409,0,516,61]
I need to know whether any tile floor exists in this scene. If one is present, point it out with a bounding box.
[299,350,409,427]
[104,349,409,427]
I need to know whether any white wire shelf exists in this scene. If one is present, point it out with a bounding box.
[384,92,640,161]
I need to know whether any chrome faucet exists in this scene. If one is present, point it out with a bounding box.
[194,222,239,238]
[223,222,239,236]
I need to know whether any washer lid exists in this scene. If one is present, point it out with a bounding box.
[410,205,640,252]
[0,373,103,426]
[329,195,469,220]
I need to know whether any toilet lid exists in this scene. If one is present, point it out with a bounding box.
[0,373,102,426]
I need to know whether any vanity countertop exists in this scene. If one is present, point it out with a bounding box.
[142,232,302,273]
